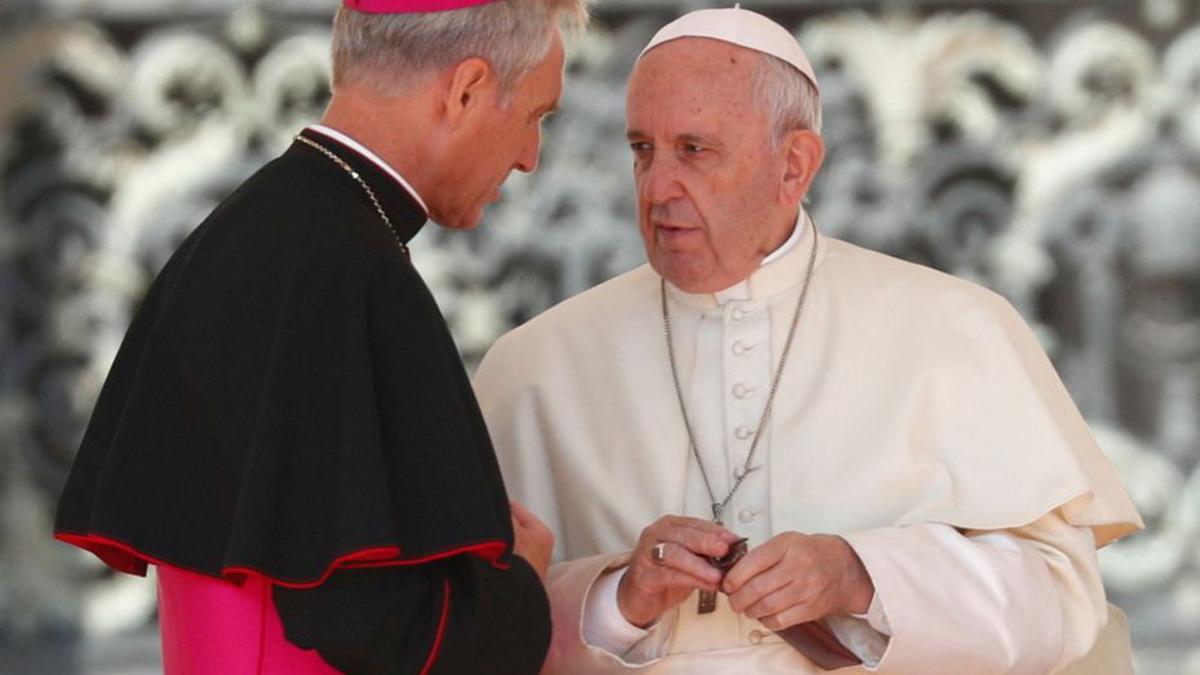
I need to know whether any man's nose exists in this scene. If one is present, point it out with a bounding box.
[640,157,684,204]
[515,127,542,174]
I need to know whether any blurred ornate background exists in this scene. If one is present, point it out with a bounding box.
[1,0,1198,672]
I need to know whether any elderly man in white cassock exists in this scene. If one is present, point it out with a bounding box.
[474,7,1143,674]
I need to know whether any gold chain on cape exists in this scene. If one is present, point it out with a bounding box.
[295,134,410,257]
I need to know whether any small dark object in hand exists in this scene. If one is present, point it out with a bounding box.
[697,538,750,614]
[708,537,749,572]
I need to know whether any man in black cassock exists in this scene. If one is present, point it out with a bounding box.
[53,1,588,672]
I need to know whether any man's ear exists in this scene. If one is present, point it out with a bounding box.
[443,57,497,128]
[779,129,825,206]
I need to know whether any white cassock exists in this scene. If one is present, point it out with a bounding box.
[473,216,1143,674]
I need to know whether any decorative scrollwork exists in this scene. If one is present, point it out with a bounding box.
[0,4,1196,665]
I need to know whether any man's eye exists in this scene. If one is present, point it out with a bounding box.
[630,142,652,155]
[684,144,705,155]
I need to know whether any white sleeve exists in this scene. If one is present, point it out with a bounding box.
[840,511,1106,675]
[540,552,677,671]
[824,594,891,667]
[581,568,654,656]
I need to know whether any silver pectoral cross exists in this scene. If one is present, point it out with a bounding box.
[697,504,724,613]
[698,537,750,614]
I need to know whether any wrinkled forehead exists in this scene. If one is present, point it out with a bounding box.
[626,39,771,138]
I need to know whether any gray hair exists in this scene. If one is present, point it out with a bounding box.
[752,51,822,146]
[332,0,588,98]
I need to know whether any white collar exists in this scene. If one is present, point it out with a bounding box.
[305,124,429,215]
[712,210,805,305]
[761,211,803,266]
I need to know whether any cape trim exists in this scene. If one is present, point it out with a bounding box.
[420,577,452,675]
[55,531,509,588]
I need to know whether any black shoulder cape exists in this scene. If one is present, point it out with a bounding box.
[55,129,514,587]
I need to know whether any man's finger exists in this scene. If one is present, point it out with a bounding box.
[723,539,787,593]
[642,516,740,557]
[655,542,722,585]
[630,559,720,594]
[662,515,725,532]
[738,578,802,619]
[687,522,744,544]
[659,568,721,593]
[759,604,816,632]
[727,564,791,613]
[656,516,734,542]
[668,525,732,558]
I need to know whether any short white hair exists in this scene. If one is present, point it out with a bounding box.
[752,51,822,146]
[332,0,588,97]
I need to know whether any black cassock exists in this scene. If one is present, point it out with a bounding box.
[54,128,550,674]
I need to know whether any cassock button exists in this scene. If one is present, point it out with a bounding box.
[731,307,748,321]
[735,426,755,440]
[731,341,756,356]
[738,509,759,524]
[733,383,755,399]
[748,629,767,645]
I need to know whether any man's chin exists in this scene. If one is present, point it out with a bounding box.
[650,258,711,293]
[436,206,486,231]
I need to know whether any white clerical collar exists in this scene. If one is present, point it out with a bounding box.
[761,212,803,266]
[712,211,805,305]
[305,124,430,215]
